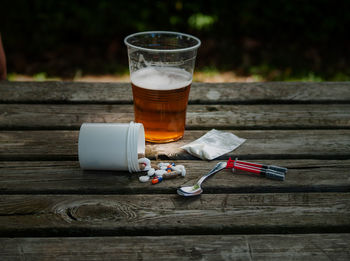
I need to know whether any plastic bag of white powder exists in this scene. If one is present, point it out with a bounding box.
[181,129,246,160]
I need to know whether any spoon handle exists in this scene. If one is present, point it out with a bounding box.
[197,162,227,185]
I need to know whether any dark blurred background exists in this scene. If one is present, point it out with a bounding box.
[1,0,349,81]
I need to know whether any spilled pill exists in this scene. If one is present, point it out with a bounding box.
[147,168,155,176]
[152,176,163,184]
[139,175,150,183]
[158,162,170,169]
[155,169,167,176]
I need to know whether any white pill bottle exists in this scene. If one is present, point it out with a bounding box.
[78,122,145,172]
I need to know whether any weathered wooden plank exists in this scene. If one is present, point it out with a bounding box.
[148,130,350,160]
[1,104,350,130]
[1,234,349,261]
[0,193,349,236]
[1,81,349,103]
[0,160,349,194]
[1,130,349,160]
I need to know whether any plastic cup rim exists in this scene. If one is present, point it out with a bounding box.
[124,31,201,53]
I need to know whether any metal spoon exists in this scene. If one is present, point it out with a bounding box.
[177,161,227,197]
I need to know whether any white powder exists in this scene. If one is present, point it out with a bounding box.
[181,129,246,160]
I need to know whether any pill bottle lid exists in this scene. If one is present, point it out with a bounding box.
[127,121,145,172]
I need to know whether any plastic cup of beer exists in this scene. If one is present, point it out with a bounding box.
[124,31,201,143]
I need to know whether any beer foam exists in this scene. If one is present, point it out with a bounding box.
[131,67,192,90]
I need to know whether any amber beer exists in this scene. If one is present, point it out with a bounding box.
[131,67,192,143]
[125,31,200,142]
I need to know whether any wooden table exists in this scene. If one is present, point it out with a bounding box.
[1,81,350,260]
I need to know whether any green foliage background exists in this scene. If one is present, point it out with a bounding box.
[1,0,349,80]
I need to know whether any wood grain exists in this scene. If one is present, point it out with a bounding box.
[0,160,349,194]
[1,130,349,160]
[1,81,350,103]
[0,193,349,236]
[1,234,349,261]
[1,104,350,130]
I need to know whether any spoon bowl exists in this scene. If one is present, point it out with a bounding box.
[177,161,227,197]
